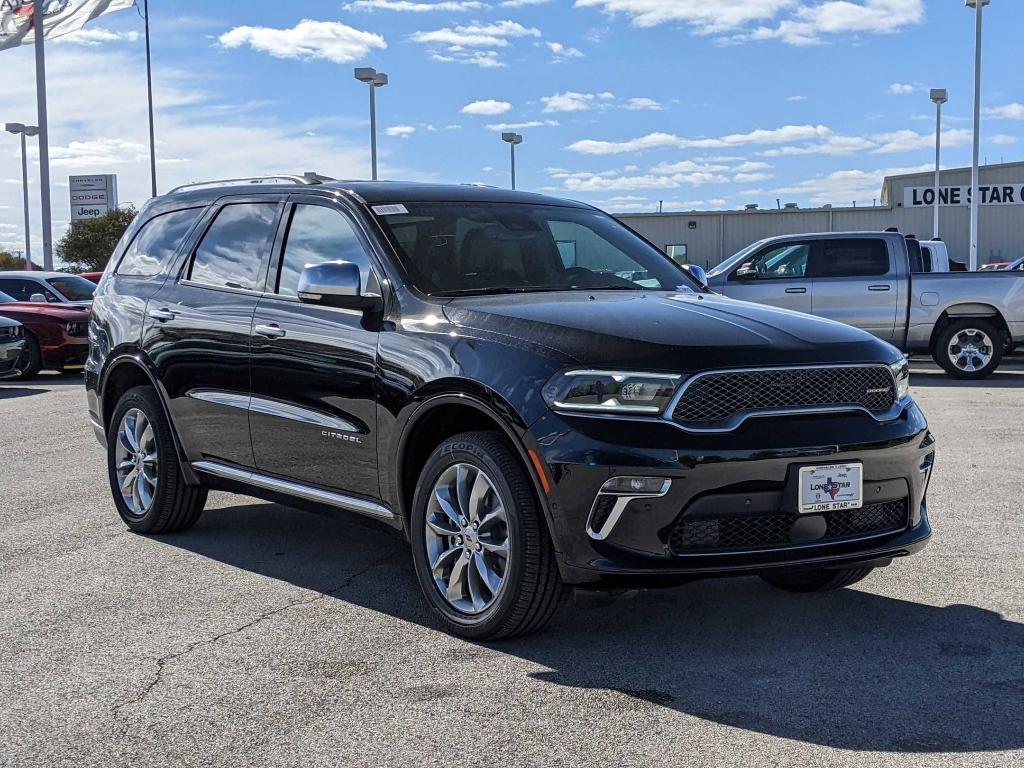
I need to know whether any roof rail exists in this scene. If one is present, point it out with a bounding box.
[167,172,335,195]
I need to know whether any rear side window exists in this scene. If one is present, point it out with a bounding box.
[188,203,278,291]
[117,208,200,277]
[814,239,890,278]
[0,278,59,302]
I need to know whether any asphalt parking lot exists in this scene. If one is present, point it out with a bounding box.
[1,362,1021,768]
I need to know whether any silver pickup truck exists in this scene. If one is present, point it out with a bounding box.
[703,231,1024,379]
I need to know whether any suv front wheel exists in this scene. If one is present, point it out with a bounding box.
[410,431,565,640]
[106,385,207,533]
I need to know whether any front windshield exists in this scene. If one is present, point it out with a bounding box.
[707,238,768,278]
[0,290,15,304]
[47,275,96,301]
[372,202,697,296]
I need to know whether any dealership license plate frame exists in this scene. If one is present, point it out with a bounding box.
[798,463,863,513]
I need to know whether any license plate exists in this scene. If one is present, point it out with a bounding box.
[798,463,863,513]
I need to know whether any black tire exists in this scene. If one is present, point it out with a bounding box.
[933,318,1003,379]
[14,333,41,379]
[410,431,565,640]
[761,567,874,593]
[106,385,207,533]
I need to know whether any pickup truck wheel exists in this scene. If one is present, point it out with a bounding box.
[107,385,207,533]
[933,318,1002,379]
[14,334,41,379]
[761,567,874,592]
[410,431,565,640]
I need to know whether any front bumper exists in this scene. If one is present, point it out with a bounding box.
[526,401,934,587]
[0,338,25,379]
[42,340,88,370]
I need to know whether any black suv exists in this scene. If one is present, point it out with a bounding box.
[86,176,934,639]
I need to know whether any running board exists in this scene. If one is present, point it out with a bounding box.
[191,460,396,522]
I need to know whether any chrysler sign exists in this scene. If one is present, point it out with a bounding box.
[904,183,1024,207]
[69,174,118,222]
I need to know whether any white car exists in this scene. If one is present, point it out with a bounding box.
[0,271,96,308]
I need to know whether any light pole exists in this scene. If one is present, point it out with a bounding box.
[501,132,523,190]
[6,123,39,271]
[354,67,388,181]
[930,89,948,241]
[966,0,990,271]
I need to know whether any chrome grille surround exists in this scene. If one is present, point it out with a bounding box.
[667,364,902,433]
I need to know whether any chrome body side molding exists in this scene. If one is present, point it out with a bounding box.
[191,460,395,522]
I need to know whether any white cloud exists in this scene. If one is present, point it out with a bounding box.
[430,50,504,67]
[345,0,485,11]
[219,19,386,64]
[461,99,513,115]
[567,124,831,155]
[787,95,807,102]
[411,20,540,48]
[759,129,972,157]
[625,97,662,111]
[888,82,916,95]
[56,27,140,46]
[772,164,932,205]
[485,119,559,131]
[385,125,416,137]
[742,0,925,45]
[985,103,1024,120]
[870,128,972,154]
[501,0,554,6]
[991,135,1019,146]
[546,41,584,59]
[733,172,772,183]
[573,0,795,32]
[547,157,774,193]
[541,91,603,112]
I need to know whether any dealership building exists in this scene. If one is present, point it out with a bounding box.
[616,161,1024,270]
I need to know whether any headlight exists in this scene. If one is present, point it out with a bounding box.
[543,370,681,414]
[65,321,88,338]
[890,357,910,400]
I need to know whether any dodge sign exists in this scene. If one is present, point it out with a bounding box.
[69,175,118,222]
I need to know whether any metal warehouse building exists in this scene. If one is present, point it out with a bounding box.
[616,161,1024,270]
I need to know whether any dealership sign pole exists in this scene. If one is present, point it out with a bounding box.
[32,0,54,270]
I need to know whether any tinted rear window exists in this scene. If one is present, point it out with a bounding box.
[814,239,890,278]
[188,203,278,291]
[117,208,201,277]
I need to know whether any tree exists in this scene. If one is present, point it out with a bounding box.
[0,251,42,270]
[56,206,137,273]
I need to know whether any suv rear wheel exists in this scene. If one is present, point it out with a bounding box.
[106,385,206,533]
[410,431,565,640]
[761,566,874,592]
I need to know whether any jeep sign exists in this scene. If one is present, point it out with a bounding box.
[69,174,118,222]
[904,183,1024,207]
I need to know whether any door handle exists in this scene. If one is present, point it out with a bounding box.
[254,323,286,339]
[784,287,807,294]
[868,285,891,292]
[147,307,176,322]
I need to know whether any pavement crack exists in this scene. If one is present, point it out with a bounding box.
[111,545,404,739]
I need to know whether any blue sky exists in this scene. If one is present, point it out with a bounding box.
[2,0,1023,255]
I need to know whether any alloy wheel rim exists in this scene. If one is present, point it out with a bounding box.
[114,408,158,517]
[424,463,510,615]
[947,328,993,373]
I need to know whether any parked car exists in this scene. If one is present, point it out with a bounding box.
[0,271,96,308]
[0,290,90,378]
[706,231,1024,379]
[1003,256,1024,271]
[79,271,104,283]
[87,177,934,640]
[979,262,1010,272]
[0,315,25,380]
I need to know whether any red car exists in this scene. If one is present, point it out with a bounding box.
[0,289,90,378]
[79,271,104,283]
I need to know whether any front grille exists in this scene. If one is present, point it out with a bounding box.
[668,499,908,554]
[672,365,896,429]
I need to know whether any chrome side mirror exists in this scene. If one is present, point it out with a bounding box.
[29,292,48,303]
[297,261,381,311]
[681,264,708,289]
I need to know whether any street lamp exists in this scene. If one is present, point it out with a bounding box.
[501,132,523,190]
[6,122,39,271]
[354,66,388,181]
[930,88,948,241]
[966,0,990,271]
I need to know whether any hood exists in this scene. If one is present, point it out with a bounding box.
[442,290,897,372]
[0,315,18,329]
[0,302,91,322]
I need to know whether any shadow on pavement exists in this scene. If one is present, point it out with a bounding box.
[162,500,1024,754]
[910,369,1024,388]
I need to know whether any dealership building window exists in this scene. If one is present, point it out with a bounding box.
[666,244,687,264]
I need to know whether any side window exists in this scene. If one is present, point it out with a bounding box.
[117,208,201,277]
[920,246,934,273]
[815,239,890,278]
[188,203,278,291]
[277,204,376,297]
[738,242,810,280]
[666,244,688,264]
[0,278,58,302]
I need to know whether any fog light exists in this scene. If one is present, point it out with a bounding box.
[600,476,671,495]
[587,477,672,541]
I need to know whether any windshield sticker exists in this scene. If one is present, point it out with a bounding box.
[372,204,408,215]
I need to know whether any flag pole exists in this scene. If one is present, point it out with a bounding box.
[144,0,157,197]
[33,0,54,270]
